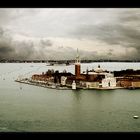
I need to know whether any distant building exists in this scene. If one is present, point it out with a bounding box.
[61,76,67,86]
[102,77,116,88]
[81,65,116,88]
[132,82,140,88]
[116,77,140,88]
[80,81,99,89]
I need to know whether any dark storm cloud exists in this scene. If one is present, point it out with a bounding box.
[13,41,35,60]
[0,27,78,60]
[0,27,38,60]
[0,46,13,53]
[0,26,80,60]
[0,27,14,59]
[119,10,140,22]
[71,9,140,59]
[73,23,140,47]
[40,39,53,47]
[0,9,140,60]
[0,45,15,59]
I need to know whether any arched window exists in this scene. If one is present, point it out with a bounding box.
[108,81,110,87]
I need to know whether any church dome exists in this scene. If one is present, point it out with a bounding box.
[95,65,103,73]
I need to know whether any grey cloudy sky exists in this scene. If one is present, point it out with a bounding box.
[0,8,140,60]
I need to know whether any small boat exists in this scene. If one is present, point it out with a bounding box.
[133,116,139,119]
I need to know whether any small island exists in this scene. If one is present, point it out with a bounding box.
[15,50,140,90]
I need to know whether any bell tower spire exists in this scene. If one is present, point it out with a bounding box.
[75,48,81,77]
[76,48,80,63]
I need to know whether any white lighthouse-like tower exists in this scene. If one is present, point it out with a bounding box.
[72,80,76,89]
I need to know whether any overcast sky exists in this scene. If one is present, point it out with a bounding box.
[0,8,140,60]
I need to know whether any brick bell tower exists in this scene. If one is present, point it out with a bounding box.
[75,48,81,78]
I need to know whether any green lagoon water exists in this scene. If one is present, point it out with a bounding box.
[0,62,140,132]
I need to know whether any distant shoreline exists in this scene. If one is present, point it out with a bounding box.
[0,60,140,63]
